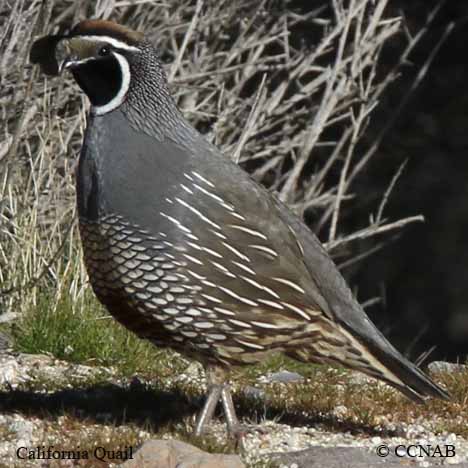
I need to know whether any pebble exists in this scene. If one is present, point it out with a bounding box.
[0,356,22,386]
[260,370,305,384]
[243,385,266,400]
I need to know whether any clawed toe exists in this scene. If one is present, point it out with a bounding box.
[193,366,269,449]
[228,423,268,437]
[227,423,269,451]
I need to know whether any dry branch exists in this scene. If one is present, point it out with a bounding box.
[0,0,441,318]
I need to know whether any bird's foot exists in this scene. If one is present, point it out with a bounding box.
[194,365,269,450]
[228,423,269,437]
[227,423,269,451]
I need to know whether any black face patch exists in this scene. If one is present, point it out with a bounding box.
[71,55,122,107]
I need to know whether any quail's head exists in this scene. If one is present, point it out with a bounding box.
[30,20,168,116]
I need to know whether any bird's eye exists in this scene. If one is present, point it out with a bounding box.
[99,46,111,57]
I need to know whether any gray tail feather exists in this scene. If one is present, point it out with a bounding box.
[359,332,450,403]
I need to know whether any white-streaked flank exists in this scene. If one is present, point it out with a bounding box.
[228,224,267,240]
[251,321,280,329]
[213,307,236,316]
[228,318,252,328]
[192,183,234,211]
[222,242,251,263]
[218,286,258,306]
[192,171,215,187]
[202,246,223,259]
[234,339,264,350]
[159,212,192,233]
[239,275,280,299]
[248,244,278,257]
[175,197,221,230]
[180,184,194,194]
[258,298,284,310]
[182,253,203,265]
[281,302,312,321]
[272,277,306,294]
[231,260,256,276]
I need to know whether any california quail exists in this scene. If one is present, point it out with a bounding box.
[30,20,449,436]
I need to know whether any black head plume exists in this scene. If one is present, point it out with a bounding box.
[30,34,64,76]
[30,20,190,140]
[30,20,144,76]
[30,20,149,114]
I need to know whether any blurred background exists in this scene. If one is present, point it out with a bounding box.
[344,0,468,362]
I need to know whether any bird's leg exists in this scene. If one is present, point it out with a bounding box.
[220,383,248,451]
[194,364,229,436]
[213,365,257,446]
[194,383,223,436]
[195,364,258,445]
[220,384,239,434]
[220,384,267,446]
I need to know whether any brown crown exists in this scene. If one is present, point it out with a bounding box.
[70,20,144,45]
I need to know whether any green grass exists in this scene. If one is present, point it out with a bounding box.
[11,289,185,377]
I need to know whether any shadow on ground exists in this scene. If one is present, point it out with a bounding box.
[0,381,196,430]
[0,382,398,438]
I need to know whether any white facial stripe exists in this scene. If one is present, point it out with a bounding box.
[79,35,140,52]
[63,56,95,71]
[93,53,130,115]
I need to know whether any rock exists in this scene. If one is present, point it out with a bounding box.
[331,405,348,418]
[427,361,468,373]
[174,362,204,385]
[0,352,112,388]
[269,446,467,468]
[0,332,12,351]
[0,312,18,324]
[9,419,35,447]
[0,355,23,386]
[243,385,265,400]
[348,371,382,387]
[184,362,204,379]
[262,370,304,384]
[272,446,383,467]
[121,439,245,468]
